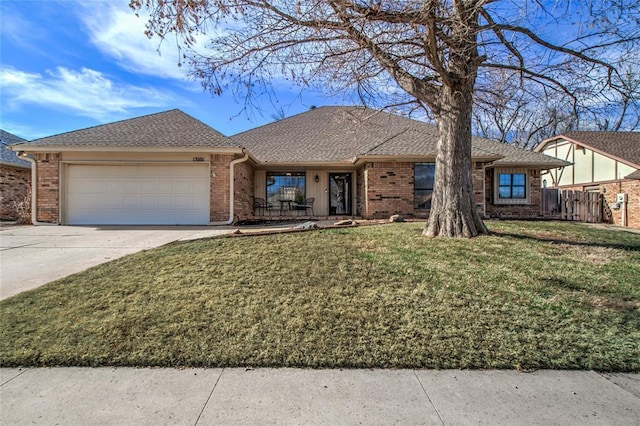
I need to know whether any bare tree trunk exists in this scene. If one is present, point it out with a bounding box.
[424,86,489,238]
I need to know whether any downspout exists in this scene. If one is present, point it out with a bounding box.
[20,153,58,226]
[210,150,250,226]
[482,162,493,218]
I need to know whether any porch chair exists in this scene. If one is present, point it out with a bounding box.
[253,197,272,216]
[295,197,314,216]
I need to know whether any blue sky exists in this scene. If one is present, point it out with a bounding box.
[0,0,334,140]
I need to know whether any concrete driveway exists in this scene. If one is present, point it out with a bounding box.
[0,225,234,300]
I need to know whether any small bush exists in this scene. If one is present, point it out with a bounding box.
[12,189,32,224]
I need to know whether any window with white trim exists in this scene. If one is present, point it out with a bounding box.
[498,173,526,199]
[494,169,530,205]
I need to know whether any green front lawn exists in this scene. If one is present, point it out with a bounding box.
[1,221,638,371]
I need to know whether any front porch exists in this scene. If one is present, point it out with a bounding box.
[249,210,358,222]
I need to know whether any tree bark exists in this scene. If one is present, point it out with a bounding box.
[424,85,489,238]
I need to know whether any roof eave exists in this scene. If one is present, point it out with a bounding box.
[535,135,565,152]
[0,160,31,169]
[10,144,243,154]
[252,160,356,169]
[624,170,640,180]
[490,160,571,169]
[351,153,502,166]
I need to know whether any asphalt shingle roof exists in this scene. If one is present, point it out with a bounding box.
[471,138,569,167]
[559,131,640,167]
[1,130,31,168]
[233,106,568,168]
[21,109,238,149]
[233,106,417,163]
[625,169,640,179]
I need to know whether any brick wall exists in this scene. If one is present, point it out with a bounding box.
[363,162,417,219]
[471,165,485,207]
[34,153,60,223]
[210,154,233,221]
[356,166,365,217]
[233,159,254,222]
[560,180,640,228]
[611,180,640,228]
[361,161,496,219]
[0,165,31,220]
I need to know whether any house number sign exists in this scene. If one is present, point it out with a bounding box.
[193,157,204,162]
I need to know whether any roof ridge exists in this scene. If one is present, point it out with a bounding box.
[0,129,27,144]
[230,105,369,138]
[174,109,230,138]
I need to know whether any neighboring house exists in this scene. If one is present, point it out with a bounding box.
[536,131,640,228]
[12,107,567,225]
[1,130,32,221]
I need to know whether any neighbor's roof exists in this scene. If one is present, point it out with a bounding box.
[540,131,640,167]
[624,169,640,180]
[16,109,238,150]
[472,138,569,168]
[232,106,568,168]
[0,130,31,168]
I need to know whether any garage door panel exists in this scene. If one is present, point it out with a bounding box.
[105,181,123,193]
[173,180,195,192]
[192,197,211,209]
[156,196,174,208]
[104,196,123,208]
[192,180,210,192]
[66,164,210,225]
[73,195,106,209]
[70,178,105,194]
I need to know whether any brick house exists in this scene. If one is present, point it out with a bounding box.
[536,131,640,228]
[9,110,249,225]
[12,107,566,225]
[1,130,32,221]
[233,106,567,220]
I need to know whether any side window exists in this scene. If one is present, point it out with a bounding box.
[414,163,435,209]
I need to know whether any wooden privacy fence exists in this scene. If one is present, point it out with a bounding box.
[541,188,603,223]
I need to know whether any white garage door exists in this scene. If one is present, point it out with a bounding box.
[66,164,210,225]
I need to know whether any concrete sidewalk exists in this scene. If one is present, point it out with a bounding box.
[1,368,638,425]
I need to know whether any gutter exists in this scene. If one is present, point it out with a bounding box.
[209,150,250,225]
[0,161,30,169]
[20,154,58,226]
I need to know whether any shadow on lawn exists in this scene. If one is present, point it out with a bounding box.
[491,231,640,253]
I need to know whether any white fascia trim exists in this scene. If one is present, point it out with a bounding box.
[11,145,243,154]
[350,155,502,166]
[489,161,570,169]
[252,162,356,170]
[60,160,211,165]
[0,161,31,169]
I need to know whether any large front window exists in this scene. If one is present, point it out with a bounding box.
[498,173,526,199]
[414,163,435,209]
[266,172,306,208]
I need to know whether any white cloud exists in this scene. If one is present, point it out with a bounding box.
[0,66,178,121]
[78,2,191,81]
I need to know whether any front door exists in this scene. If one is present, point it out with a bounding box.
[329,173,352,215]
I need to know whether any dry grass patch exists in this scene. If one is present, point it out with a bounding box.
[1,220,638,371]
